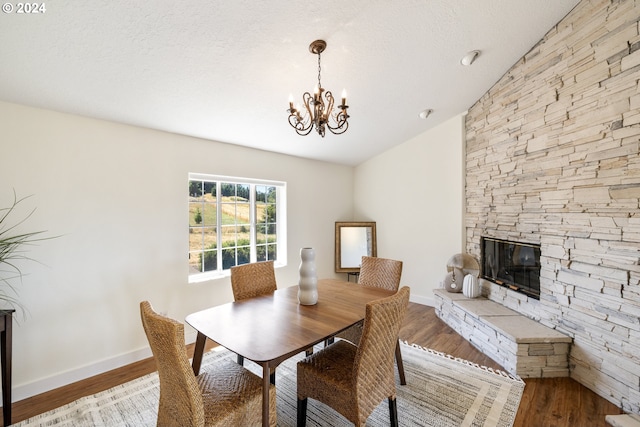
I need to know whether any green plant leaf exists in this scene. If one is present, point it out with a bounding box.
[0,190,55,315]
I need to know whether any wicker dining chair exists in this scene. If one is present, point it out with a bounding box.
[140,301,276,427]
[297,286,410,427]
[230,260,277,302]
[230,260,279,382]
[334,256,407,385]
[358,256,403,290]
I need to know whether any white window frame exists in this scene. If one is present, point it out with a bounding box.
[188,173,287,283]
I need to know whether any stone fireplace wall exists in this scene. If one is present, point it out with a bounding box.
[465,0,640,414]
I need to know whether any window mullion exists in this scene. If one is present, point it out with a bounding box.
[200,184,206,273]
[216,181,222,272]
[275,186,279,262]
[249,184,256,263]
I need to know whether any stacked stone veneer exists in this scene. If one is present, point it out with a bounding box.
[434,290,572,378]
[465,0,640,415]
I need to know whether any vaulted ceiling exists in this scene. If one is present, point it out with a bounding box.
[0,1,580,165]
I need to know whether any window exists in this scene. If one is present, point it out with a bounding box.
[188,173,286,282]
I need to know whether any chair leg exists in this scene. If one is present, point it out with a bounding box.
[324,337,335,347]
[297,398,308,427]
[388,397,398,427]
[305,347,313,357]
[237,354,244,366]
[395,340,406,385]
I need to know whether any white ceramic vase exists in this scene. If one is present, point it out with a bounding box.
[462,274,481,298]
[298,247,318,305]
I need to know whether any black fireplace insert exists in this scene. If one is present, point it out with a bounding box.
[480,236,541,299]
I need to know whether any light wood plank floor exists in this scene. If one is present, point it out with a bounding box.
[3,303,623,426]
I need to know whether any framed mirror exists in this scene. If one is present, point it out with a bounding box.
[335,221,377,273]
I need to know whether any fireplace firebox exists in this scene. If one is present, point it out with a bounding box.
[481,236,541,299]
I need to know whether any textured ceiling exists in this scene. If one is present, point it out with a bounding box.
[0,1,580,166]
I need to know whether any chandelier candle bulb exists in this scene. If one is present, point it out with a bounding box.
[341,89,347,107]
[288,94,294,111]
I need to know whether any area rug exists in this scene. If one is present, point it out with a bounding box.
[15,342,525,426]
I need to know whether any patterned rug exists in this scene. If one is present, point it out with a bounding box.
[15,342,525,426]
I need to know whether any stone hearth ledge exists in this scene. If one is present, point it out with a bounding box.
[433,289,572,378]
[606,414,640,427]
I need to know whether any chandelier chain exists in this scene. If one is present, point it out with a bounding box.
[317,52,322,89]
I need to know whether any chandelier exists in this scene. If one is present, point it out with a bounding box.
[287,40,349,137]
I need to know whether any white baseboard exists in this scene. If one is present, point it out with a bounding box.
[410,294,435,307]
[11,346,153,402]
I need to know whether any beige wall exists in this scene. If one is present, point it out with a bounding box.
[465,0,640,414]
[0,101,354,400]
[354,114,466,305]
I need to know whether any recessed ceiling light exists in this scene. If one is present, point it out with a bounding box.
[460,50,480,66]
[418,109,433,120]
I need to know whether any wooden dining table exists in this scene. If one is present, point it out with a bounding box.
[185,278,395,427]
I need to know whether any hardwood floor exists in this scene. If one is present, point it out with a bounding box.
[4,303,623,426]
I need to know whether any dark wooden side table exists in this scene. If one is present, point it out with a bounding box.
[0,309,14,426]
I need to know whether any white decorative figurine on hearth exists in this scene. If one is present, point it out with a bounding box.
[462,274,481,298]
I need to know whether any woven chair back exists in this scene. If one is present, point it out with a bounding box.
[230,260,277,301]
[140,301,205,427]
[358,256,403,291]
[353,286,410,424]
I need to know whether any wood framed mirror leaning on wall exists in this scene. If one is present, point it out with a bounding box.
[335,221,377,273]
